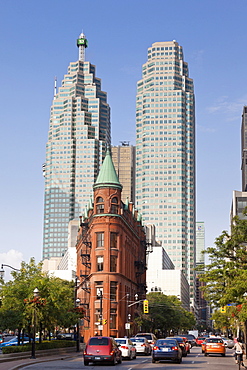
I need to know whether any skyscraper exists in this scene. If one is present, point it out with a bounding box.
[136,40,196,298]
[43,33,111,259]
[196,222,205,266]
[241,106,247,191]
[111,143,136,203]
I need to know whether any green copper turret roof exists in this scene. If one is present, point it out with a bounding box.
[93,149,122,190]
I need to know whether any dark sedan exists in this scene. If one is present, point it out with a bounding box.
[166,336,188,356]
[152,338,182,364]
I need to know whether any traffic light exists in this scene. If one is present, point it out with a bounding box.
[103,319,107,325]
[220,306,226,313]
[143,299,149,313]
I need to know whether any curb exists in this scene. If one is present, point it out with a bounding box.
[10,353,82,370]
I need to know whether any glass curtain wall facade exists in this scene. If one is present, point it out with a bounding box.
[136,41,196,298]
[43,46,110,259]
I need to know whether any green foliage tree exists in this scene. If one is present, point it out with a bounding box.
[199,213,247,340]
[0,258,80,340]
[134,292,195,336]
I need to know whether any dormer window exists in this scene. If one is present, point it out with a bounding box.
[111,197,118,214]
[96,196,104,214]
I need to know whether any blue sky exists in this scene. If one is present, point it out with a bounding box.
[0,0,246,277]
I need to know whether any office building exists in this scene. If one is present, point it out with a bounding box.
[241,106,247,191]
[111,143,136,202]
[136,40,196,299]
[76,150,146,341]
[196,221,205,266]
[43,33,110,259]
[145,224,190,310]
[42,220,78,280]
[231,190,247,221]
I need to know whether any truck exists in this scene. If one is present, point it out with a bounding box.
[188,330,198,338]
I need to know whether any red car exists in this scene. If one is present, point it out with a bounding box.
[178,336,191,354]
[196,336,206,346]
[83,336,122,366]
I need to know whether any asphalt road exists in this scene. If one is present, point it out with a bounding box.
[17,346,240,370]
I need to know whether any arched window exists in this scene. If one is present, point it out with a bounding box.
[96,197,104,214]
[111,197,118,214]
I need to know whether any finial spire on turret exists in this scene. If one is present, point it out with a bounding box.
[77,31,88,62]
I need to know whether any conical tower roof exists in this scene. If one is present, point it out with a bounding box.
[93,149,122,190]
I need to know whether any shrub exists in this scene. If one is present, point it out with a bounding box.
[2,340,75,354]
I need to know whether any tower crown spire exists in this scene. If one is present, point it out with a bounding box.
[77,31,88,62]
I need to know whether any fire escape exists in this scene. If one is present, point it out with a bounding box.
[135,240,153,296]
[79,221,91,323]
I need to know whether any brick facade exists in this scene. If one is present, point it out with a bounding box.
[76,164,146,342]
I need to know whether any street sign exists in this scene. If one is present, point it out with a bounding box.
[98,325,103,330]
[125,323,130,329]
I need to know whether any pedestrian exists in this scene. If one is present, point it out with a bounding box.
[233,338,245,366]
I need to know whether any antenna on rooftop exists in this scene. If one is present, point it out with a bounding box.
[77,31,88,62]
[54,76,57,98]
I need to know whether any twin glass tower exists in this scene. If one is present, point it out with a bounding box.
[43,36,195,298]
[43,33,110,259]
[135,41,195,297]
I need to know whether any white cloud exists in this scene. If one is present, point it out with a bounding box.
[207,95,247,119]
[0,249,23,282]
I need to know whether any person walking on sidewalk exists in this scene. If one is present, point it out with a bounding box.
[233,338,245,367]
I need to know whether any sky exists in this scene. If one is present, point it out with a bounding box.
[0,0,246,279]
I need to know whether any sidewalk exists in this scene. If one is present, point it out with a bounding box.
[0,346,83,370]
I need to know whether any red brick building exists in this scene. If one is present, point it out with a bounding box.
[76,150,147,342]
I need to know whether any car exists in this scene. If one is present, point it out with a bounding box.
[181,334,197,347]
[83,336,122,366]
[177,336,191,354]
[204,337,225,357]
[115,338,136,360]
[135,332,157,347]
[0,336,30,348]
[130,337,151,355]
[196,336,207,346]
[221,336,234,348]
[57,333,74,340]
[166,337,188,357]
[152,338,182,364]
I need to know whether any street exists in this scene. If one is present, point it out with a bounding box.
[19,347,238,369]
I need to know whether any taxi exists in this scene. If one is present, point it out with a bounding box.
[203,337,225,356]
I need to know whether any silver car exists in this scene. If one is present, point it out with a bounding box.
[221,337,234,348]
[130,337,151,355]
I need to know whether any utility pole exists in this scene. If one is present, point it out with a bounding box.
[126,293,129,336]
[99,290,103,336]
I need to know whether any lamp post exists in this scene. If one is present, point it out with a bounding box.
[99,290,103,336]
[30,288,39,359]
[74,276,80,352]
[75,298,80,352]
[0,264,20,279]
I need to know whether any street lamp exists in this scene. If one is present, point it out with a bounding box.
[98,290,103,336]
[74,276,81,352]
[30,288,39,359]
[75,298,80,352]
[0,264,20,279]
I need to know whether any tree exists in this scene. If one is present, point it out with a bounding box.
[134,292,195,336]
[199,213,247,341]
[0,258,80,339]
